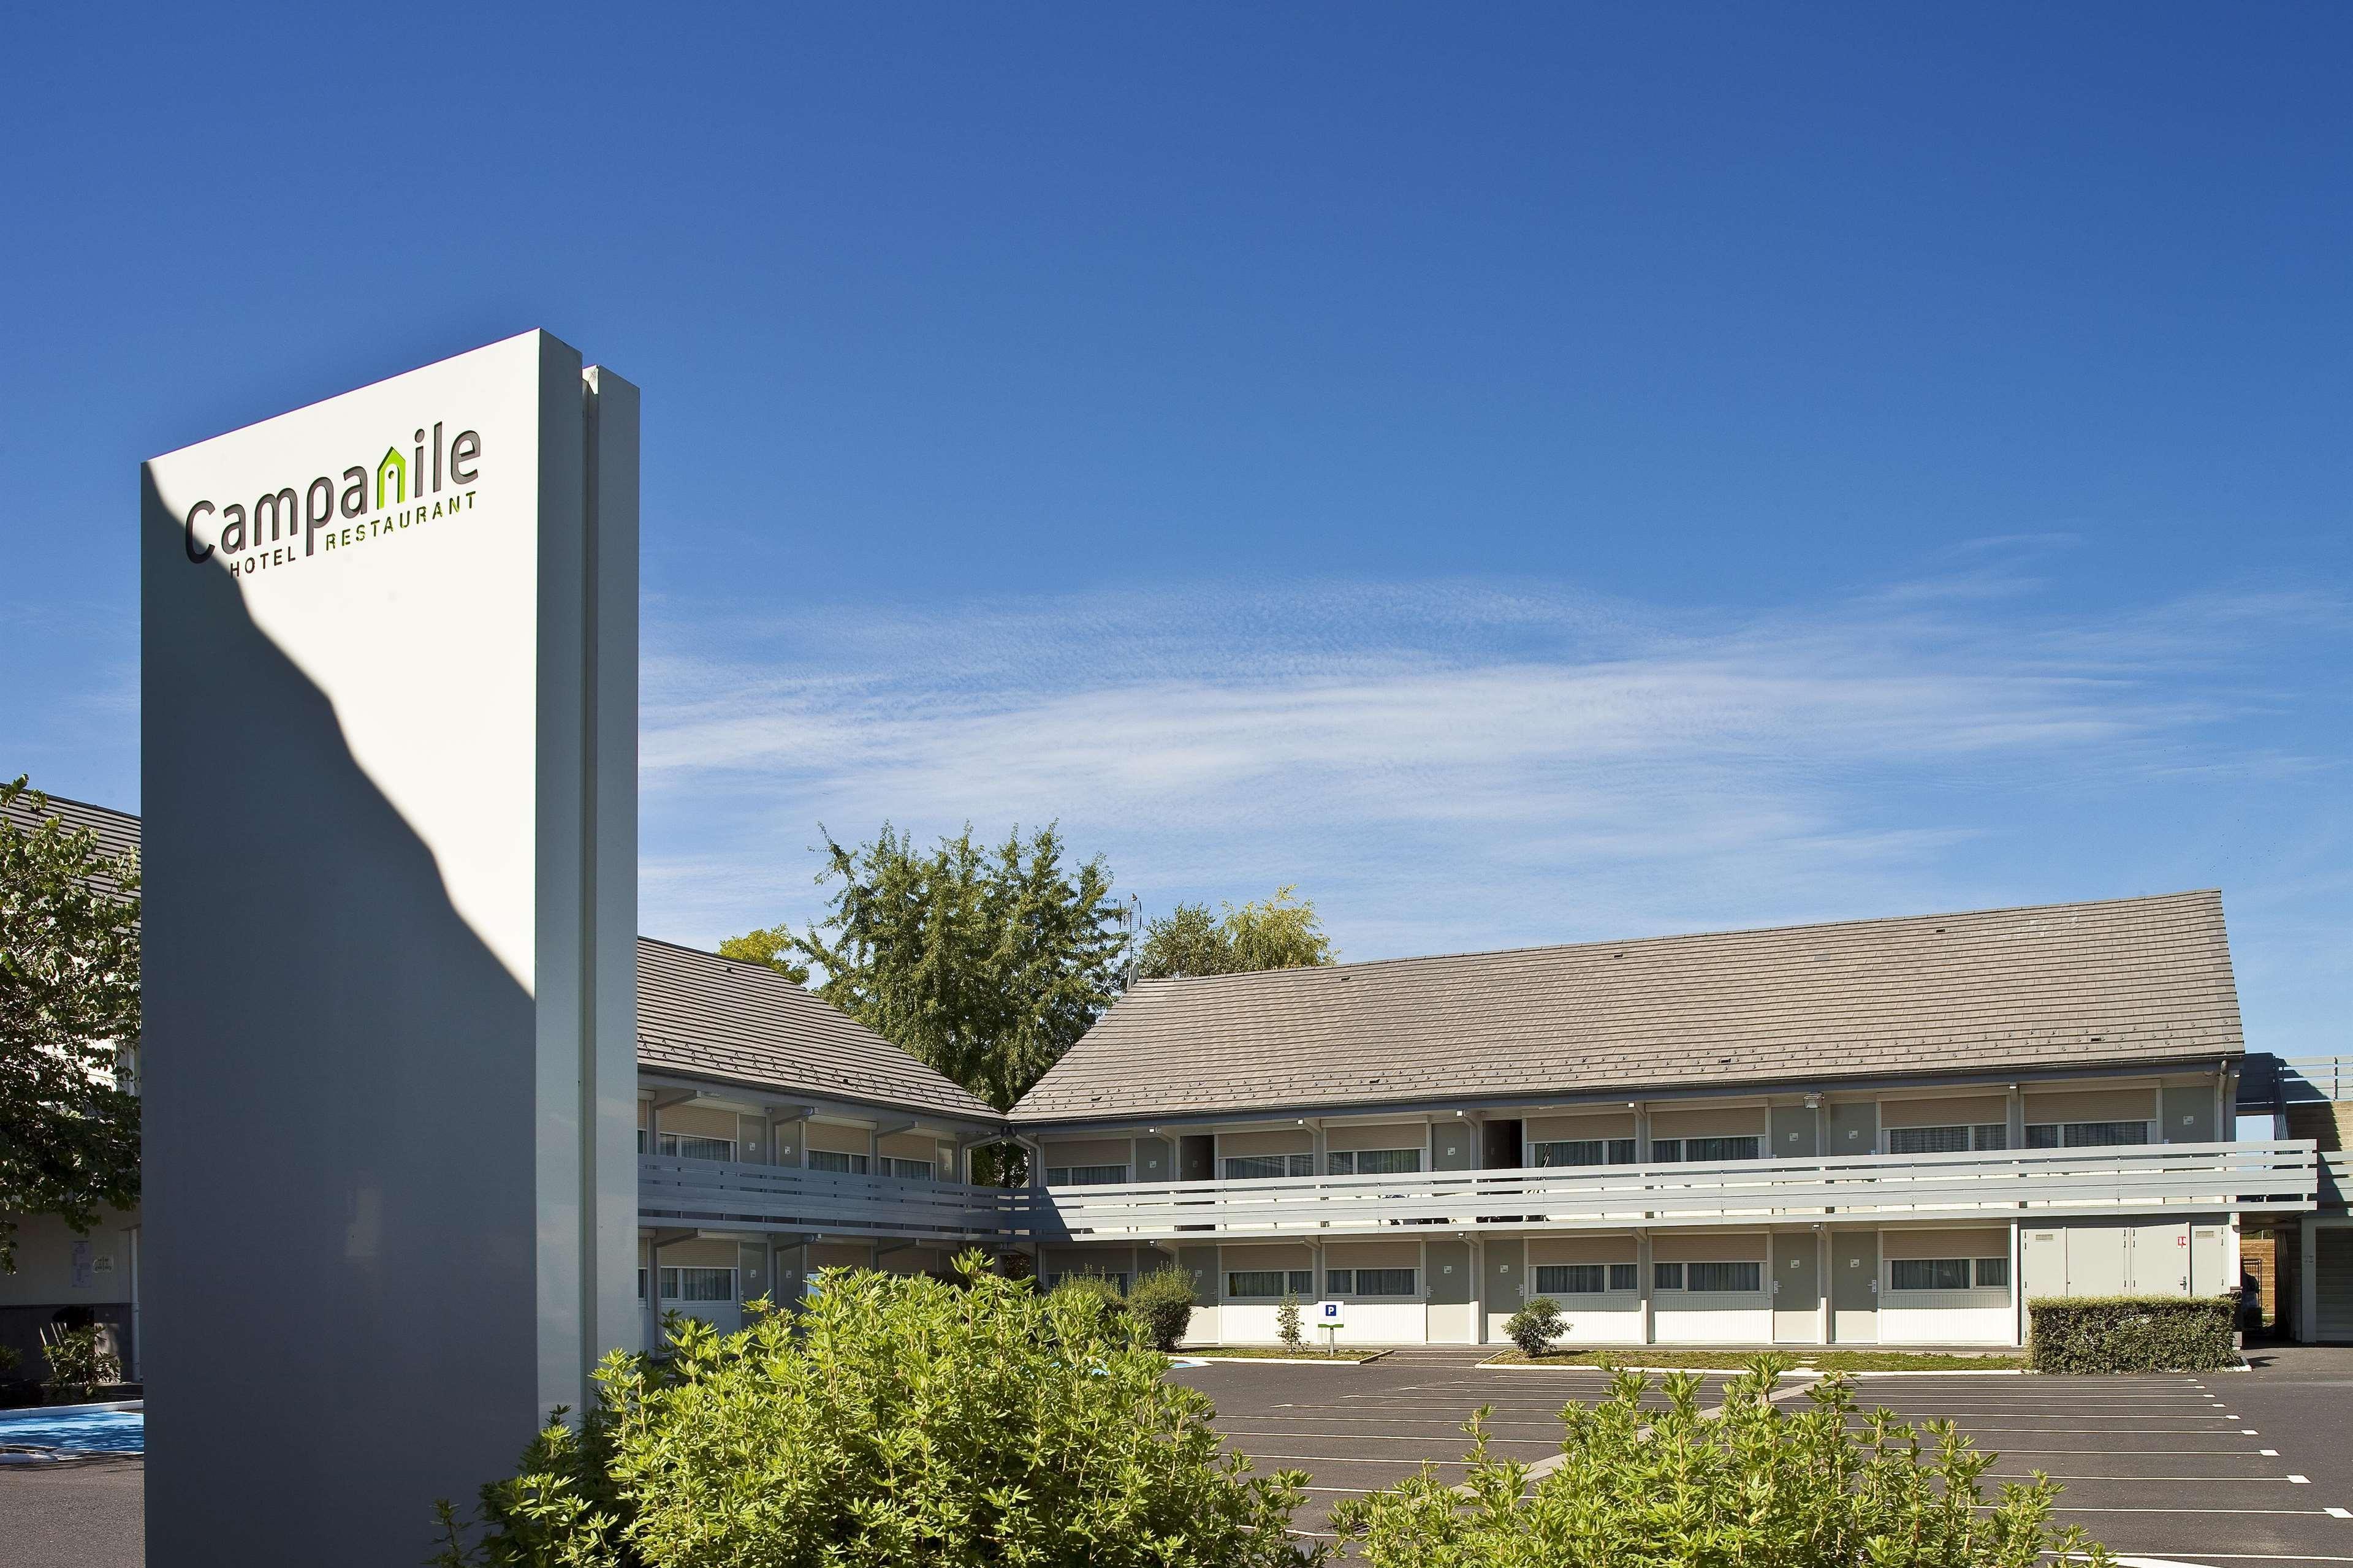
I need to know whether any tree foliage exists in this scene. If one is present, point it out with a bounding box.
[1331,1358,2112,1568]
[1,778,142,1273]
[1134,886,1334,980]
[713,925,809,985]
[435,1254,1318,1568]
[760,824,1125,1111]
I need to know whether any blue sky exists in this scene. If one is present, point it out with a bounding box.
[4,4,2347,1050]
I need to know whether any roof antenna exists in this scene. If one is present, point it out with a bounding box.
[1123,894,1141,991]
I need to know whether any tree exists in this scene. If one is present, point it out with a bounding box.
[713,924,808,985]
[756,823,1125,1112]
[1135,886,1336,980]
[1,778,142,1273]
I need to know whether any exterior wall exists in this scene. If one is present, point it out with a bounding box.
[1326,1121,1425,1154]
[804,1120,873,1159]
[1218,1128,1311,1159]
[1881,1094,2006,1129]
[1647,1105,1765,1141]
[1527,1233,1641,1340]
[2020,1216,2235,1300]
[1880,1226,2013,1344]
[2024,1086,2156,1126]
[1526,1110,1635,1142]
[1651,1231,1771,1343]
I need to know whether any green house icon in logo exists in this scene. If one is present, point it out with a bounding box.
[376,447,407,509]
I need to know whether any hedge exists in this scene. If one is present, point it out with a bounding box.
[2026,1294,2239,1373]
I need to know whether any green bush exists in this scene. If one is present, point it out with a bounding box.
[1503,1297,1564,1357]
[2027,1293,2240,1373]
[1127,1264,1198,1352]
[1331,1357,2113,1567]
[435,1252,1318,1567]
[39,1323,120,1403]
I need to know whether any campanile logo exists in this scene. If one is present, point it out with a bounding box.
[183,420,483,574]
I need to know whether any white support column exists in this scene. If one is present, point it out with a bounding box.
[2009,1219,2024,1347]
[1470,1236,1486,1345]
[1816,1227,1831,1347]
[2298,1217,2319,1344]
[1636,1230,1655,1345]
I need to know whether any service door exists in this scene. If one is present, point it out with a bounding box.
[1771,1105,1820,1159]
[2316,1228,2353,1342]
[2191,1223,2230,1297]
[1773,1233,1822,1343]
[1830,1232,1877,1343]
[2128,1222,2191,1295]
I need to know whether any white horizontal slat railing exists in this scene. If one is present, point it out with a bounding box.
[1031,1140,2321,1243]
[2322,1149,2351,1211]
[637,1155,1044,1246]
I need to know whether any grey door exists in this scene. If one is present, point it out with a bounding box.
[1827,1100,1878,1158]
[1432,1123,1478,1172]
[2319,1229,2353,1342]
[1830,1231,1877,1343]
[2162,1085,2218,1145]
[1773,1233,1821,1343]
[1771,1104,1820,1159]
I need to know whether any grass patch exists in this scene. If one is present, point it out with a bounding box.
[1172,1346,1383,1363]
[1483,1348,2025,1373]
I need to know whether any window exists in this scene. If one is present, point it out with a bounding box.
[2026,1120,2149,1149]
[636,1268,646,1300]
[1650,1140,1683,1163]
[1972,1124,2009,1151]
[1327,1148,1423,1176]
[1684,1136,1760,1162]
[1225,1153,1314,1180]
[1533,1264,1609,1295]
[1974,1256,2010,1289]
[1686,1261,1762,1293]
[1045,1163,1128,1186]
[808,1149,869,1175]
[1226,1269,1315,1298]
[884,1156,936,1180]
[1653,1261,1683,1289]
[660,1267,736,1303]
[1887,1124,1971,1156]
[1531,1138,1638,1167]
[638,1131,737,1161]
[1890,1258,1973,1291]
[1609,1262,1640,1292]
[1326,1267,1416,1297]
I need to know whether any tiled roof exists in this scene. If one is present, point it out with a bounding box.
[3,790,995,1123]
[1012,891,2245,1124]
[636,937,999,1123]
[1,788,140,900]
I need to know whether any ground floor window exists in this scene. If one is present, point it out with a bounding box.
[808,1149,870,1175]
[1326,1267,1416,1297]
[658,1267,737,1303]
[2025,1120,2149,1149]
[1225,1153,1314,1180]
[1045,1163,1128,1185]
[1531,1138,1639,1168]
[1890,1256,2009,1290]
[1654,1260,1761,1292]
[1532,1262,1639,1295]
[1326,1148,1422,1175]
[1226,1268,1315,1298]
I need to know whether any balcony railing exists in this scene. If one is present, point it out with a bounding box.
[2324,1150,2351,1211]
[1031,1140,2321,1243]
[639,1155,1036,1246]
[641,1142,2321,1247]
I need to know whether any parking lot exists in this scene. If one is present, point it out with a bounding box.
[1171,1345,2353,1562]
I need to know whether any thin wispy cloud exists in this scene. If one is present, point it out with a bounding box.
[637,569,2349,1032]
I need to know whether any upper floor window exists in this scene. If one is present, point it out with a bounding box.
[639,1131,737,1162]
[1326,1267,1416,1298]
[808,1149,870,1175]
[2024,1120,2148,1149]
[1649,1135,1759,1164]
[883,1156,935,1180]
[1327,1148,1422,1176]
[1531,1138,1638,1168]
[1046,1163,1128,1185]
[1886,1124,2008,1155]
[1225,1153,1314,1180]
[1226,1268,1314,1299]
